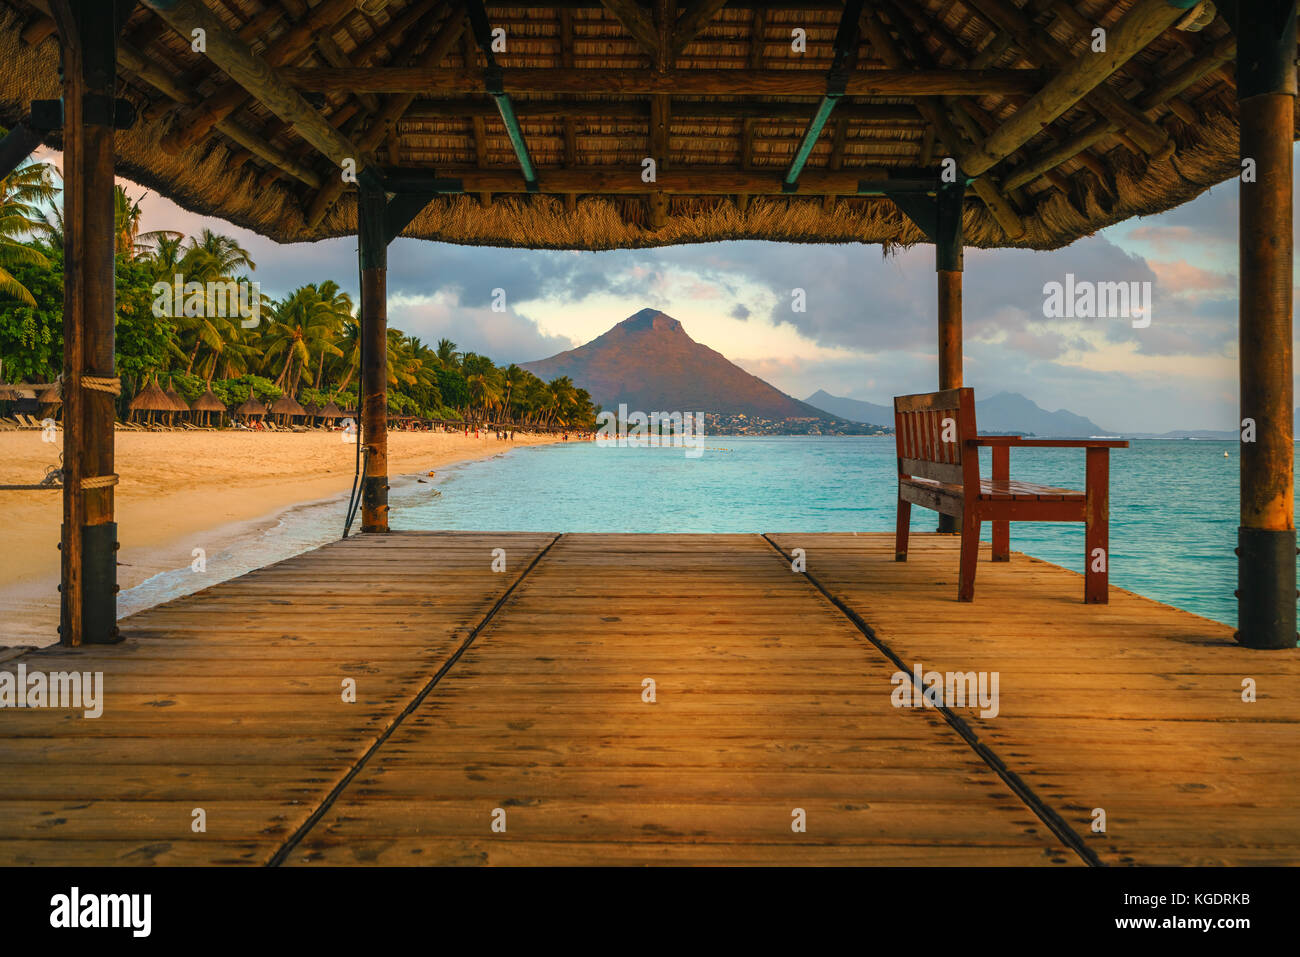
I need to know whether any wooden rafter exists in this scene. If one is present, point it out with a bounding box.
[1002,31,1237,193]
[373,166,941,194]
[960,0,1187,177]
[962,0,1169,158]
[307,5,468,226]
[671,0,730,55]
[279,65,1046,95]
[860,8,1025,239]
[402,98,923,121]
[599,0,660,59]
[141,0,366,175]
[158,0,360,155]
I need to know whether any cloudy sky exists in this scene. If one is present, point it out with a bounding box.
[112,146,1283,434]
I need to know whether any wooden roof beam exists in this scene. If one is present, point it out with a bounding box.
[671,0,731,55]
[599,0,662,60]
[963,0,1170,158]
[116,40,325,188]
[306,5,469,227]
[1002,30,1236,193]
[961,0,1188,177]
[279,65,1046,96]
[404,98,923,121]
[158,0,360,155]
[141,0,367,175]
[380,165,942,194]
[861,8,1024,238]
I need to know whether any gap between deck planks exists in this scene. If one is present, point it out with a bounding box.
[0,531,556,865]
[766,533,1300,866]
[284,534,1076,866]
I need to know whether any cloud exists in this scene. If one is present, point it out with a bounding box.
[92,152,1299,434]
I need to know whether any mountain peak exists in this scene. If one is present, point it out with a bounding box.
[619,307,684,334]
[521,310,825,419]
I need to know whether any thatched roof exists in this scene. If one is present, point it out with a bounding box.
[0,1,1254,252]
[269,394,307,416]
[234,397,268,416]
[164,383,190,412]
[192,387,228,413]
[129,379,174,412]
[317,401,344,420]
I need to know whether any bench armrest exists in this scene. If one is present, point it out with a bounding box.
[966,437,1128,449]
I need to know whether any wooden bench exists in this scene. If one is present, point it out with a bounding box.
[893,388,1128,603]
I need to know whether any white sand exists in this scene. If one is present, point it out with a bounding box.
[0,428,561,646]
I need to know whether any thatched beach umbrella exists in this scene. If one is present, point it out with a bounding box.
[129,378,174,425]
[164,380,190,425]
[37,383,61,421]
[316,400,343,424]
[234,397,268,424]
[269,394,307,426]
[192,386,227,427]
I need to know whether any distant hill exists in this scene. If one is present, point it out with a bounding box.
[1126,409,1300,440]
[522,308,838,421]
[806,389,1111,436]
[805,390,893,427]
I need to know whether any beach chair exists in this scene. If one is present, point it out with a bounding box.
[893,388,1127,603]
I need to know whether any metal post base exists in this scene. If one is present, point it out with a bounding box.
[60,521,120,645]
[1237,526,1298,649]
[360,475,389,533]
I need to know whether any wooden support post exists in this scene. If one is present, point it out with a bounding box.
[1084,446,1110,604]
[936,180,964,533]
[49,0,123,647]
[358,179,389,533]
[991,445,1009,561]
[1233,0,1298,648]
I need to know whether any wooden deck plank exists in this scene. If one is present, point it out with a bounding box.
[767,532,1300,866]
[286,534,1076,866]
[0,531,556,866]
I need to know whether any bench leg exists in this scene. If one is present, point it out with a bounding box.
[1084,447,1110,603]
[991,445,1010,561]
[958,511,979,602]
[895,496,911,561]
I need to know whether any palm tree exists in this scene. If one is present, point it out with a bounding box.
[143,232,186,279]
[112,186,145,258]
[262,282,351,393]
[0,154,58,305]
[184,228,256,277]
[500,363,523,422]
[435,338,460,369]
[328,319,361,397]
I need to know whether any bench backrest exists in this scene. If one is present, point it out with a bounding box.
[894,388,979,489]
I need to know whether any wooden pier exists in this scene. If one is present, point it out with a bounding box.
[1,532,1296,866]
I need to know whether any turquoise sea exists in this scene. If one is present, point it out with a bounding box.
[388,436,1297,628]
[112,435,1297,633]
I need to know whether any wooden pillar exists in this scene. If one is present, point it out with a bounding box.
[936,180,965,533]
[358,179,389,533]
[1235,0,1297,648]
[50,0,122,646]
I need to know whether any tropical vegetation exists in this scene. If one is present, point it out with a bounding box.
[0,145,597,428]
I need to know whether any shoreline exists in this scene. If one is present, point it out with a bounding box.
[0,430,564,647]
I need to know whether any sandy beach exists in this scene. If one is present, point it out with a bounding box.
[0,428,562,646]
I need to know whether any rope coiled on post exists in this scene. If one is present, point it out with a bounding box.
[80,474,119,489]
[80,375,121,395]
